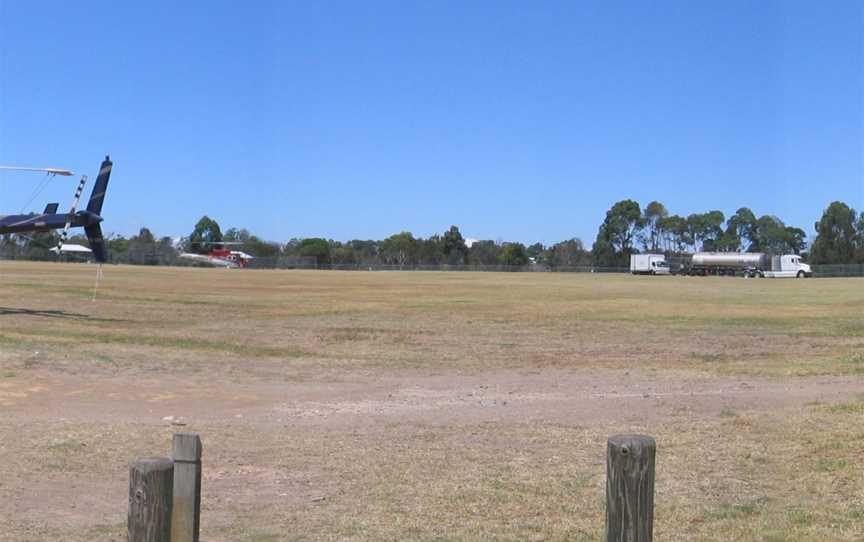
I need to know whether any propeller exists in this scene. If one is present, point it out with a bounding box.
[56,175,88,253]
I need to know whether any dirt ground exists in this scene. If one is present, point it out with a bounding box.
[0,262,862,540]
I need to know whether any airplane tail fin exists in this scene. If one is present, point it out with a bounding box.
[86,155,113,216]
[85,223,107,263]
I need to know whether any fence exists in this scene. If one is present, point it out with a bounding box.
[245,258,631,273]
[811,263,864,277]
[128,432,656,541]
[5,249,864,276]
[203,256,864,276]
[243,259,864,276]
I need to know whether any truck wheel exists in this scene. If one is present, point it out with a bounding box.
[797,271,805,278]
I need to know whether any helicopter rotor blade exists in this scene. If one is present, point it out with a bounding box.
[0,166,74,176]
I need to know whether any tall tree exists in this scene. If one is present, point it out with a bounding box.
[296,238,332,265]
[329,242,355,265]
[592,224,618,266]
[498,243,529,267]
[593,200,644,266]
[442,225,468,265]
[750,215,797,254]
[245,236,280,258]
[107,235,130,262]
[417,235,444,265]
[658,215,688,253]
[156,236,179,265]
[128,227,158,265]
[380,231,418,268]
[468,240,501,266]
[690,211,725,251]
[725,208,757,251]
[223,228,251,243]
[187,216,223,254]
[783,227,807,255]
[810,202,858,264]
[545,238,590,268]
[857,214,864,263]
[348,240,379,264]
[641,201,668,252]
[526,242,545,262]
[726,207,757,251]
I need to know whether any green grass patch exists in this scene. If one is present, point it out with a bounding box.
[0,328,315,360]
[703,497,768,521]
[839,352,864,373]
[48,438,87,453]
[826,400,864,414]
[815,458,848,472]
[786,507,815,526]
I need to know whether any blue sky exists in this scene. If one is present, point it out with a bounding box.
[1,1,861,246]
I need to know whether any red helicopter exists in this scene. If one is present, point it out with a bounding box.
[179,242,255,268]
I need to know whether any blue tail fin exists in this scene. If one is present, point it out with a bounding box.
[85,224,107,263]
[86,155,112,216]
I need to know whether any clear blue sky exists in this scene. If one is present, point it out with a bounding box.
[1,1,861,246]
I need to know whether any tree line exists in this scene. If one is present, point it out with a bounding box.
[185,217,591,268]
[1,200,862,267]
[591,199,864,266]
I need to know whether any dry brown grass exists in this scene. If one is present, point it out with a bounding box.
[0,262,862,540]
[1,262,861,376]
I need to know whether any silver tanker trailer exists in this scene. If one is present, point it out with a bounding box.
[684,252,811,278]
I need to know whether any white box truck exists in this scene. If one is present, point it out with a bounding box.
[630,254,670,275]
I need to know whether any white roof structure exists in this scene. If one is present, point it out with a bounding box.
[51,244,93,254]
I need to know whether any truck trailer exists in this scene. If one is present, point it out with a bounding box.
[685,252,811,278]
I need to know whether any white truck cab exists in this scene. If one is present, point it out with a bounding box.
[630,254,670,275]
[761,254,812,278]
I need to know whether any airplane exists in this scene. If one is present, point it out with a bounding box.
[0,156,113,262]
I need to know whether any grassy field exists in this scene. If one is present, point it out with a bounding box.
[0,261,862,540]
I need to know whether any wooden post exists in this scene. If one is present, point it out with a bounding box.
[128,457,174,542]
[605,434,655,542]
[171,433,203,542]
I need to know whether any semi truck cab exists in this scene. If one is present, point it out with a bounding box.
[761,255,812,278]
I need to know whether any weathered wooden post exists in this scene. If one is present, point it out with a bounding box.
[171,433,203,542]
[128,457,174,542]
[605,434,656,542]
